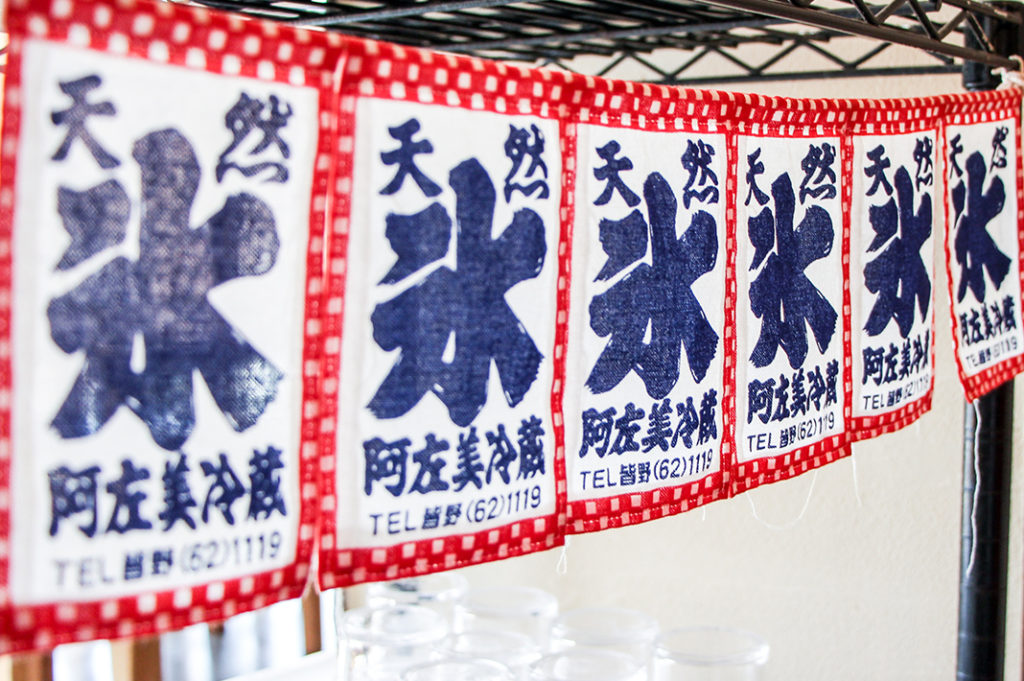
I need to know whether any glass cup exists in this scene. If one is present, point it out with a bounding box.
[441,630,543,680]
[550,607,659,663]
[529,649,648,681]
[341,604,449,681]
[455,586,558,649]
[400,658,515,681]
[367,573,470,626]
[652,627,769,681]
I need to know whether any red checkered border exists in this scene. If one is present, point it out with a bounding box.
[942,89,1024,403]
[316,38,574,588]
[563,80,736,534]
[850,120,942,442]
[0,0,339,655]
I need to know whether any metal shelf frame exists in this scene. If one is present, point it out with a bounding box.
[191,0,1024,83]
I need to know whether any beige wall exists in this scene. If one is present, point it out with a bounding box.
[452,54,1024,681]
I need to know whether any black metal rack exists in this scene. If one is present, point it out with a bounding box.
[190,0,1022,83]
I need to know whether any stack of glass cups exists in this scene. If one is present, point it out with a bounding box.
[550,606,659,677]
[400,658,516,681]
[529,649,648,681]
[441,630,542,680]
[454,586,559,650]
[652,626,769,681]
[366,573,470,626]
[340,604,448,681]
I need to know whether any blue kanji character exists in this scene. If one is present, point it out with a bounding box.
[587,172,718,398]
[50,75,120,169]
[248,446,287,520]
[965,309,983,344]
[579,407,616,458]
[790,368,807,416]
[949,134,964,178]
[620,463,636,486]
[982,306,996,339]
[991,301,1007,336]
[106,459,152,534]
[672,397,698,448]
[864,145,893,197]
[517,416,545,479]
[680,139,719,208]
[48,464,101,537]
[152,549,173,575]
[825,360,839,405]
[863,346,884,386]
[423,506,442,529]
[1004,295,1018,330]
[47,129,283,451]
[953,152,1010,303]
[504,124,549,201]
[216,93,292,183]
[745,148,769,206]
[637,461,651,484]
[124,553,145,580]
[697,389,718,445]
[379,119,441,197]
[159,453,197,531]
[747,378,774,424]
[369,158,546,427]
[609,402,644,455]
[899,339,913,378]
[748,172,837,369]
[452,427,485,491]
[593,210,647,282]
[772,373,790,422]
[799,143,837,204]
[641,398,672,453]
[864,167,932,339]
[485,426,517,485]
[444,503,462,525]
[806,366,826,410]
[593,141,640,207]
[54,180,130,271]
[912,331,929,371]
[363,437,409,497]
[409,434,451,494]
[992,126,1009,169]
[914,137,934,189]
[200,453,246,525]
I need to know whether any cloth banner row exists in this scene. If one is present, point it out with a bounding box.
[1,0,1022,654]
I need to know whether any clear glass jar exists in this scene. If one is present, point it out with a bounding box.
[341,605,449,681]
[529,649,647,681]
[455,586,558,649]
[550,607,659,663]
[652,627,769,681]
[441,630,542,680]
[401,658,515,681]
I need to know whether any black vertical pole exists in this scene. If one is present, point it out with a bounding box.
[957,10,1023,680]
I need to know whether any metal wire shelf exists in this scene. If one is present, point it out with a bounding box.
[189,0,1023,83]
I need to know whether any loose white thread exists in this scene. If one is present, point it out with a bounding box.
[966,401,982,576]
[851,450,864,508]
[746,471,818,530]
[556,536,571,575]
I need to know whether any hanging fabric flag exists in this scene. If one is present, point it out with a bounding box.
[563,84,731,533]
[319,39,571,587]
[850,106,941,439]
[943,89,1024,402]
[0,0,336,654]
[732,102,852,493]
